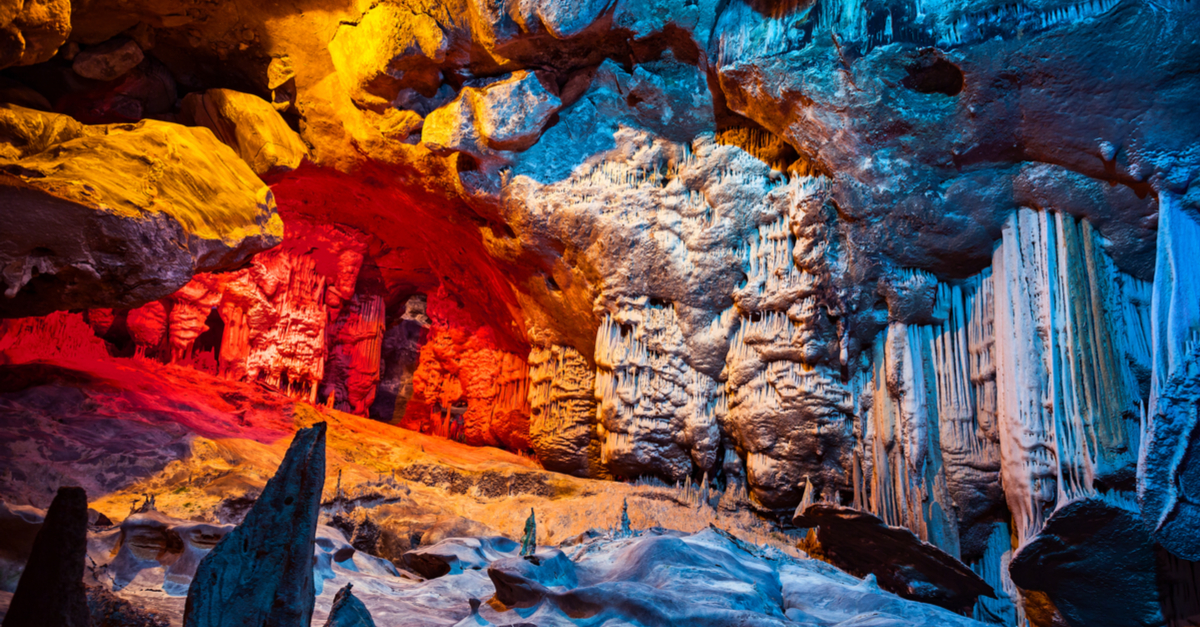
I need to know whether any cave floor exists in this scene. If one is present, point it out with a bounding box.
[0,350,803,625]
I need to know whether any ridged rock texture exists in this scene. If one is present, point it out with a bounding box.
[0,0,1198,624]
[182,423,326,627]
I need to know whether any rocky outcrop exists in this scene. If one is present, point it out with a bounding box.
[1,486,88,627]
[107,510,233,596]
[795,503,994,614]
[422,70,562,167]
[183,422,327,627]
[180,89,308,176]
[0,104,282,318]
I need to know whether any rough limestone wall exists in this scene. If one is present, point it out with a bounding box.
[528,344,600,477]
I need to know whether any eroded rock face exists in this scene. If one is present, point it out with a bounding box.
[183,423,326,627]
[0,105,282,318]
[0,0,1198,621]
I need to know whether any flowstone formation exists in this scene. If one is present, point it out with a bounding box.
[0,0,1198,624]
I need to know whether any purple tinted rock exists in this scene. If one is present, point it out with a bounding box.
[1,486,89,627]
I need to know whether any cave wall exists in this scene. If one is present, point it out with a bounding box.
[1,0,1199,623]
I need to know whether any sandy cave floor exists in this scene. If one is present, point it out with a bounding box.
[0,350,805,624]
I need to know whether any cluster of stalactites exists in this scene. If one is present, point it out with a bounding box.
[593,299,725,482]
[853,207,1150,558]
[527,344,600,477]
[135,221,374,408]
[321,294,386,414]
[990,208,1147,545]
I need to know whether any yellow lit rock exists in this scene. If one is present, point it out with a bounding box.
[180,88,309,176]
[0,104,282,316]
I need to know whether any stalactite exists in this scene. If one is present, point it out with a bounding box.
[594,298,724,482]
[322,294,386,416]
[859,323,960,557]
[403,289,532,450]
[982,208,1148,548]
[969,523,1021,626]
[1140,191,1200,560]
[527,344,599,476]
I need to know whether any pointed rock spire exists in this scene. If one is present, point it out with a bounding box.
[791,475,815,525]
[183,422,327,627]
[322,583,376,627]
[519,508,536,557]
[2,486,89,627]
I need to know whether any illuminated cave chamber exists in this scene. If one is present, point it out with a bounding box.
[0,0,1199,625]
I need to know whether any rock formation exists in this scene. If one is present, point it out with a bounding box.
[795,502,994,614]
[0,0,1198,623]
[0,104,282,317]
[2,486,88,627]
[322,584,376,627]
[183,422,326,627]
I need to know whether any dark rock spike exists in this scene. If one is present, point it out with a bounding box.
[2,486,89,627]
[183,422,327,627]
[322,583,376,627]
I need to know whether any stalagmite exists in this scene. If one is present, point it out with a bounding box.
[183,422,327,627]
[1,486,89,627]
[322,584,376,627]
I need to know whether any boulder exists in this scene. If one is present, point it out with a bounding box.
[402,535,520,579]
[72,38,144,81]
[794,503,994,615]
[182,422,327,627]
[422,70,561,166]
[328,2,455,110]
[0,104,282,318]
[0,0,70,69]
[180,89,308,176]
[1009,498,1163,627]
[1,486,89,627]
